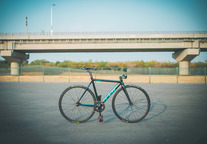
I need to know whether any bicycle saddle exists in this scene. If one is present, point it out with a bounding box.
[81,67,97,71]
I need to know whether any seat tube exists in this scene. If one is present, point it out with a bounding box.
[92,80,98,97]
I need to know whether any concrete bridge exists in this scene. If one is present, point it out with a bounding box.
[0,31,207,75]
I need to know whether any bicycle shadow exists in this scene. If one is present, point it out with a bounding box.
[141,99,167,122]
[97,100,167,123]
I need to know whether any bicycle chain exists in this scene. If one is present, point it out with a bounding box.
[74,101,105,112]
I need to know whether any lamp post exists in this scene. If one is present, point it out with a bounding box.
[26,16,28,35]
[51,4,55,36]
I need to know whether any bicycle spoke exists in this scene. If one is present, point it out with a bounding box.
[59,86,95,123]
[112,85,150,123]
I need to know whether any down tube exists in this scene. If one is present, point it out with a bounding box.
[103,84,120,103]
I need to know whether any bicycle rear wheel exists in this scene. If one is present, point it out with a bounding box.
[112,85,150,123]
[59,86,95,123]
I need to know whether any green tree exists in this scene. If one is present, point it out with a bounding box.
[106,62,118,67]
[0,60,10,68]
[96,61,107,67]
[135,60,145,67]
[30,59,53,66]
[27,59,207,68]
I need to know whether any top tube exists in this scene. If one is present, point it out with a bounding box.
[94,79,121,83]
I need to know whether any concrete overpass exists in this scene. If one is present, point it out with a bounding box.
[0,31,207,75]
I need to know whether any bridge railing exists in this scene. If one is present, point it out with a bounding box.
[0,31,207,37]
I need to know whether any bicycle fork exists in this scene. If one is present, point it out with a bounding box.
[121,85,133,106]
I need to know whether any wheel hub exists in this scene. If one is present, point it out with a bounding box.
[75,102,80,106]
[129,102,133,106]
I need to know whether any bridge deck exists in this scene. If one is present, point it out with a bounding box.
[0,31,207,53]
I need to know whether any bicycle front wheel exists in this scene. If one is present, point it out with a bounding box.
[59,86,95,123]
[112,85,150,123]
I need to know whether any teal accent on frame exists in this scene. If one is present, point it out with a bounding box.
[103,84,119,102]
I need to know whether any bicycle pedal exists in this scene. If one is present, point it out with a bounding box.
[98,115,103,122]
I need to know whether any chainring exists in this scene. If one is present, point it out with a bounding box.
[95,101,105,112]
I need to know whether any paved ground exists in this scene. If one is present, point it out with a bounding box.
[0,82,207,144]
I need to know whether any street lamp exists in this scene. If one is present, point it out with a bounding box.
[26,16,28,35]
[51,4,55,36]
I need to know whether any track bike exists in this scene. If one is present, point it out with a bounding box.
[58,67,150,123]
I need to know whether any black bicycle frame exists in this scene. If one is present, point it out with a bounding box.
[78,77,132,107]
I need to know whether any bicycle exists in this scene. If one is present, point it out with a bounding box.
[58,67,150,123]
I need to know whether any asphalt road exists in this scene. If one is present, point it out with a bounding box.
[0,82,207,144]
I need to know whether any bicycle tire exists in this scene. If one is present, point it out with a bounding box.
[59,86,96,123]
[112,85,150,123]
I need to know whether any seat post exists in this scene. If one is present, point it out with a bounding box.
[88,70,93,80]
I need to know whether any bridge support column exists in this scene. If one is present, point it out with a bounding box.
[179,61,190,75]
[0,50,29,76]
[173,49,200,75]
[11,62,21,76]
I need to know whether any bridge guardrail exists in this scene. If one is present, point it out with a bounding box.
[1,31,207,37]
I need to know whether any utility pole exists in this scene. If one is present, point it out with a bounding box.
[51,4,55,36]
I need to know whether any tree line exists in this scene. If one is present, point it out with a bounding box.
[1,59,207,68]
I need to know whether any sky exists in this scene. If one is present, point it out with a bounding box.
[0,0,207,63]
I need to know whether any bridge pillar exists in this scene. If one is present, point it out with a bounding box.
[179,61,190,75]
[173,49,200,75]
[0,50,29,75]
[11,62,21,76]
